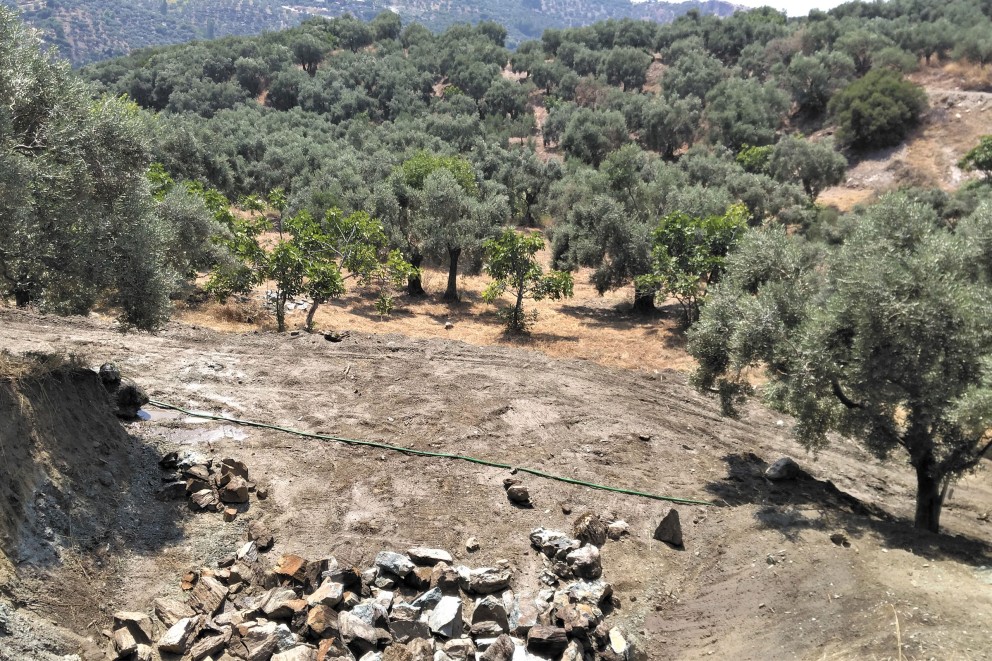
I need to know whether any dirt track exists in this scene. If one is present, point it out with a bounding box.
[1,308,990,660]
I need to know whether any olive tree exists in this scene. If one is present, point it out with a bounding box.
[689,194,992,533]
[959,135,992,180]
[767,136,847,201]
[0,8,173,328]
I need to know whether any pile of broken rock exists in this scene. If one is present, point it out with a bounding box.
[108,514,642,661]
[156,453,257,523]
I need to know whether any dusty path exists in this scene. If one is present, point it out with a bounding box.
[1,309,990,660]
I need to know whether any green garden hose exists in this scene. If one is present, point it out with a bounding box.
[148,398,714,507]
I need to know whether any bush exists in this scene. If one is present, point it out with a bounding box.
[828,69,927,150]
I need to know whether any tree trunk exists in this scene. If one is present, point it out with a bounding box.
[914,460,944,533]
[407,253,425,297]
[275,292,287,332]
[511,278,526,332]
[632,288,655,314]
[13,289,31,307]
[305,301,320,332]
[443,247,461,302]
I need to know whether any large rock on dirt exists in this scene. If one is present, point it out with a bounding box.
[99,363,149,418]
[375,551,415,578]
[406,547,453,566]
[431,562,460,593]
[275,554,310,582]
[428,596,463,638]
[653,509,684,548]
[241,621,281,661]
[765,457,802,481]
[158,616,199,654]
[572,512,608,547]
[191,488,220,511]
[248,520,275,552]
[306,604,339,637]
[260,587,305,619]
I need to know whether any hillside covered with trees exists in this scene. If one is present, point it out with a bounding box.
[5,0,992,532]
[0,0,741,66]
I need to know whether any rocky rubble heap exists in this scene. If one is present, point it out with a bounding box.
[108,514,642,661]
[156,452,258,523]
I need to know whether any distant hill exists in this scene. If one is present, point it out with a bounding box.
[1,0,742,66]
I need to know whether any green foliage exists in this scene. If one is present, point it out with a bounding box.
[735,144,772,173]
[959,135,992,179]
[482,229,574,333]
[399,152,479,197]
[601,46,652,91]
[688,194,992,532]
[828,69,927,150]
[636,203,748,324]
[0,8,174,329]
[561,108,629,167]
[767,136,847,200]
[704,78,790,151]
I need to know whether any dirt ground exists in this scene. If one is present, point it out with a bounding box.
[0,308,989,660]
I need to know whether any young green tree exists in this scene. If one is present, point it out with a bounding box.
[959,135,992,180]
[688,194,992,533]
[636,203,748,324]
[482,230,574,333]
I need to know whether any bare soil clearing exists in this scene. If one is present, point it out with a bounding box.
[0,309,989,660]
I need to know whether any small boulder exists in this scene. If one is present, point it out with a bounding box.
[220,476,250,503]
[428,596,463,638]
[465,537,480,553]
[406,547,453,566]
[339,611,378,653]
[478,634,515,661]
[306,605,339,637]
[765,457,801,481]
[189,629,232,660]
[188,576,228,615]
[471,596,509,633]
[458,567,511,594]
[653,509,683,548]
[272,646,317,661]
[156,481,187,501]
[526,625,568,656]
[506,485,531,506]
[275,554,309,582]
[190,489,220,511]
[431,563,460,593]
[307,580,344,607]
[248,520,275,551]
[112,611,153,643]
[565,545,602,580]
[606,520,630,540]
[389,620,431,644]
[157,616,199,654]
[572,512,608,547]
[153,598,193,628]
[375,551,415,578]
[528,529,581,560]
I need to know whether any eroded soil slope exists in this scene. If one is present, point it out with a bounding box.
[0,309,989,660]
